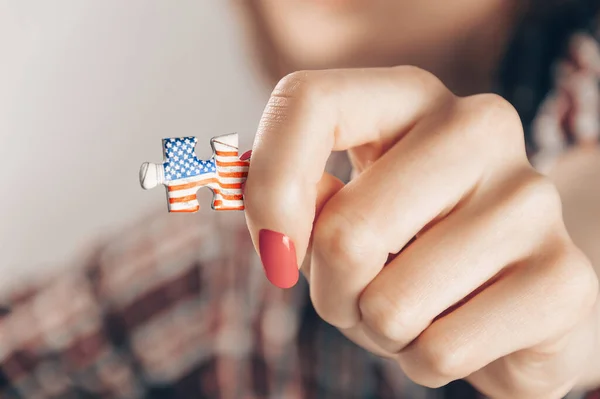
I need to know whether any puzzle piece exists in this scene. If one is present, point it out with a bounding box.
[139,133,251,212]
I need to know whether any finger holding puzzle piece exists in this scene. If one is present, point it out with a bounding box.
[140,133,251,212]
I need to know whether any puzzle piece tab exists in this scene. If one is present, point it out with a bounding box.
[140,133,250,212]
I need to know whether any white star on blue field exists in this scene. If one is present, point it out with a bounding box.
[162,137,216,181]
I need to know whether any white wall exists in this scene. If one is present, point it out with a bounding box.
[0,1,266,287]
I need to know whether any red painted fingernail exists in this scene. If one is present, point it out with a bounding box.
[258,229,299,289]
[240,150,252,161]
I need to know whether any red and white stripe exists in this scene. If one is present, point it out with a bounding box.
[165,133,249,213]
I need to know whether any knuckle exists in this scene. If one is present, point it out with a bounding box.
[457,93,525,152]
[394,65,448,94]
[582,262,600,308]
[308,290,339,327]
[274,70,312,94]
[312,207,381,271]
[469,93,522,128]
[261,71,323,129]
[272,70,324,104]
[307,282,344,328]
[422,347,462,383]
[409,334,465,386]
[511,172,564,226]
[359,288,415,344]
[550,245,599,312]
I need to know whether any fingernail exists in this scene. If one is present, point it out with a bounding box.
[241,180,246,195]
[259,229,299,289]
[240,150,252,161]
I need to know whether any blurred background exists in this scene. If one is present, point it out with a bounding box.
[0,1,266,289]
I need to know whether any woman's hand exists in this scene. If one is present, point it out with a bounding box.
[243,67,599,398]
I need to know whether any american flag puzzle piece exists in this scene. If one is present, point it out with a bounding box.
[139,133,251,212]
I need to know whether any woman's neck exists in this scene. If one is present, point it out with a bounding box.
[248,1,525,97]
[447,3,525,96]
[409,2,525,97]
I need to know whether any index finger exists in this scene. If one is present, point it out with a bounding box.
[244,66,450,288]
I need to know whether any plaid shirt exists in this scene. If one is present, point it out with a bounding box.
[0,29,599,399]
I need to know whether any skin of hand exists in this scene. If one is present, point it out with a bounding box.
[243,66,600,399]
[549,146,600,392]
